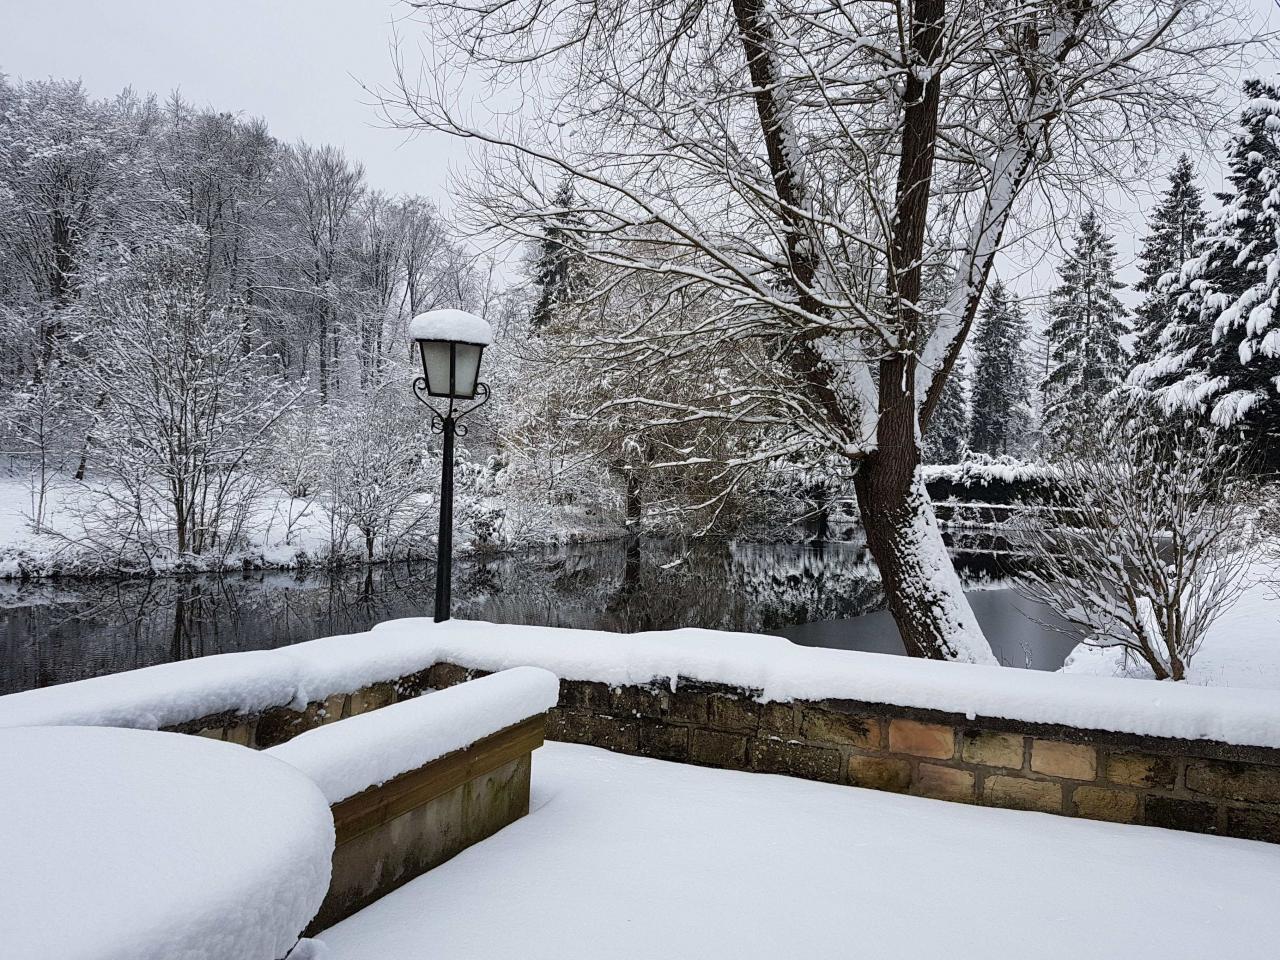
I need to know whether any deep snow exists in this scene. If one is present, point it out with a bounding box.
[268,666,559,803]
[0,726,333,960]
[4,617,1279,750]
[317,742,1280,960]
[1061,555,1280,689]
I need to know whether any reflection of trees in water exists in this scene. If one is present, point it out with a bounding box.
[2,535,1034,693]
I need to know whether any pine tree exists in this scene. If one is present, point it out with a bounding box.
[969,280,1032,455]
[1130,154,1206,365]
[1041,210,1129,447]
[922,369,969,464]
[529,179,584,329]
[1134,81,1280,465]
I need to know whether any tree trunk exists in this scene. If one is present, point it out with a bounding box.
[855,359,994,664]
[855,455,994,664]
[624,470,642,538]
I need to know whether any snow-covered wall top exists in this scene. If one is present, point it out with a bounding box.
[1,619,1278,750]
[408,309,493,345]
[920,458,1053,486]
[267,666,558,804]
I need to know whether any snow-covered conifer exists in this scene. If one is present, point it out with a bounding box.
[1042,211,1129,447]
[1131,81,1280,464]
[529,180,584,329]
[969,280,1031,456]
[1130,155,1207,365]
[922,370,968,465]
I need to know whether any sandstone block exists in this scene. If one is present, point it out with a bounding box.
[428,662,473,689]
[1143,796,1218,834]
[912,763,974,803]
[223,720,256,747]
[889,720,955,760]
[749,738,841,783]
[708,695,761,734]
[638,723,688,761]
[982,775,1063,813]
[255,702,325,748]
[320,693,350,724]
[560,680,612,713]
[961,730,1024,769]
[394,667,434,699]
[667,688,709,725]
[1224,807,1280,844]
[689,729,747,768]
[1031,740,1096,781]
[1185,759,1280,804]
[801,708,879,749]
[847,754,912,793]
[1104,751,1177,789]
[759,701,798,736]
[1072,786,1140,823]
[608,684,668,719]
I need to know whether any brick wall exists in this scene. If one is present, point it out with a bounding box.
[172,660,1280,844]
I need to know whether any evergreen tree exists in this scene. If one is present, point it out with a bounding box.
[969,280,1031,455]
[1133,81,1280,465]
[922,368,969,464]
[1130,154,1206,365]
[529,179,584,328]
[1041,210,1129,447]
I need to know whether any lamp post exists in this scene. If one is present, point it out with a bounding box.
[408,309,493,622]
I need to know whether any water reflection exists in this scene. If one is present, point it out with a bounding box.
[0,535,1078,695]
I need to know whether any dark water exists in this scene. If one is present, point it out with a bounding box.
[0,536,1079,695]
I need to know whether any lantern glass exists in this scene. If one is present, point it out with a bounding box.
[418,340,485,399]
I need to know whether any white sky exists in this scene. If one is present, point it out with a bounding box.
[3,0,1280,304]
[0,0,463,203]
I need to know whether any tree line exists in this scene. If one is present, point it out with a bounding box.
[0,77,501,568]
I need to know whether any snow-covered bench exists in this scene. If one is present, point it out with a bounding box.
[268,667,558,931]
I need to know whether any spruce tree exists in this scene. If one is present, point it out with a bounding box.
[1130,154,1206,365]
[1041,210,1129,447]
[969,280,1031,456]
[1135,81,1280,465]
[920,259,969,463]
[923,369,969,464]
[529,179,584,328]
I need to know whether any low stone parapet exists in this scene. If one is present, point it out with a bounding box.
[421,663,1280,844]
[5,620,1277,844]
[264,667,557,930]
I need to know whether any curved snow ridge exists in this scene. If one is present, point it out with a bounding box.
[3,619,1279,751]
[1,727,333,960]
[267,666,559,804]
[407,309,493,345]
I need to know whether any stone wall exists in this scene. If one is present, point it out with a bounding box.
[172,661,1280,845]
[306,716,541,933]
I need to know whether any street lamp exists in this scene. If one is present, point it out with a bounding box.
[409,309,493,622]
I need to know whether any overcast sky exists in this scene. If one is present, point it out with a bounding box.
[3,0,1280,301]
[0,0,463,202]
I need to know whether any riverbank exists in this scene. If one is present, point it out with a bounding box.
[0,475,623,580]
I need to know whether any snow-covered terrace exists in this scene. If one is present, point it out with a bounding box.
[320,740,1280,960]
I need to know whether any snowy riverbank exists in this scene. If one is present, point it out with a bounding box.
[0,475,622,579]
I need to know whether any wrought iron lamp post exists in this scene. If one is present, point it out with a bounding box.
[408,309,493,622]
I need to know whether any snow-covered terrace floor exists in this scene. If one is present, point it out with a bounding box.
[320,742,1280,960]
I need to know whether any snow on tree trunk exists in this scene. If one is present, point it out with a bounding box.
[856,461,992,664]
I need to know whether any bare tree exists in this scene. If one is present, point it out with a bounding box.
[383,0,1257,660]
[279,142,365,403]
[1016,422,1258,681]
[68,261,297,566]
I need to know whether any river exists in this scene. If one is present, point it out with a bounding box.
[0,535,1080,695]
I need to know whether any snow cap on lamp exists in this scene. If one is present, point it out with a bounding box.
[409,309,492,400]
[408,309,493,346]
